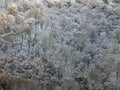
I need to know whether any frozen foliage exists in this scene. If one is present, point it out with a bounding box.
[0,0,120,90]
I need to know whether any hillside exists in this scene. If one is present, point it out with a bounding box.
[0,0,120,90]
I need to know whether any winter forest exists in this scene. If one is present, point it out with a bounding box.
[0,0,120,90]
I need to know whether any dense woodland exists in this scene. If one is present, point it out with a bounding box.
[0,0,120,90]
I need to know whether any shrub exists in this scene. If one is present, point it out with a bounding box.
[5,76,35,90]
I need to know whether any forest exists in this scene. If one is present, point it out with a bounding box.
[0,0,120,90]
